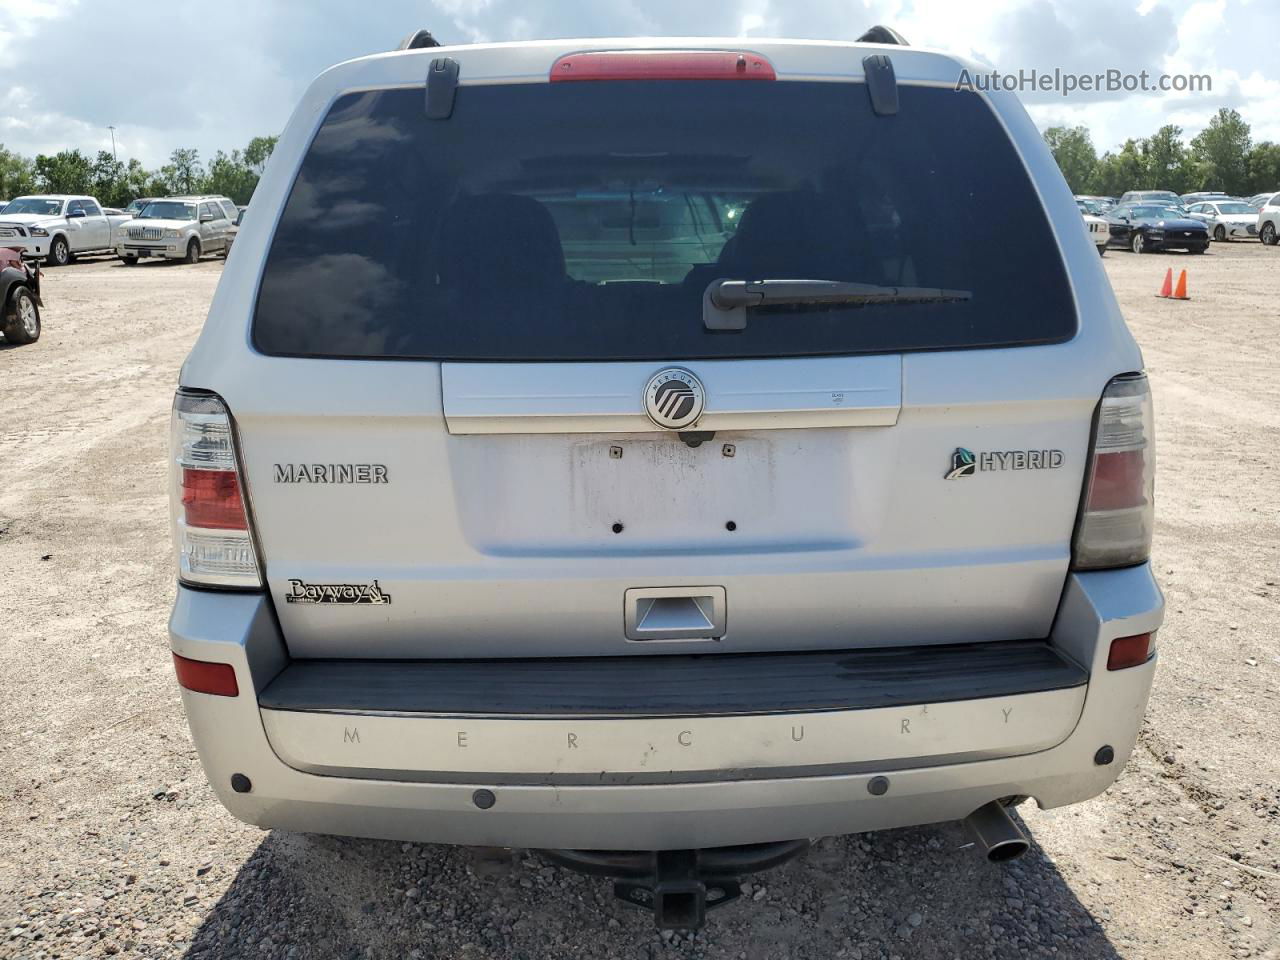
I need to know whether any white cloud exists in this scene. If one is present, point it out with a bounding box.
[0,0,1276,171]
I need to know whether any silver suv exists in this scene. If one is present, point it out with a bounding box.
[168,32,1161,928]
[117,195,238,264]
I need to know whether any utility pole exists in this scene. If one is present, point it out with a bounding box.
[108,126,117,162]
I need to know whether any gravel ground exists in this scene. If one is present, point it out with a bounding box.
[1,244,1278,960]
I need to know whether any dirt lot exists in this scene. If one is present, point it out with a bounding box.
[2,245,1278,960]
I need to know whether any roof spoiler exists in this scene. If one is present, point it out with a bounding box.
[856,25,909,46]
[399,29,442,50]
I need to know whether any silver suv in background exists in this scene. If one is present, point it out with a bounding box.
[168,32,1161,929]
[117,196,238,264]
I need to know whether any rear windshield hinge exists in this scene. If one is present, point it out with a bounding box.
[862,55,899,116]
[425,57,460,119]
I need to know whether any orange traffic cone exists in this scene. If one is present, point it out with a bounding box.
[1171,269,1189,300]
[1156,268,1173,298]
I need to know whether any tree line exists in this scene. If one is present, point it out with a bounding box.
[1044,107,1280,198]
[0,136,278,207]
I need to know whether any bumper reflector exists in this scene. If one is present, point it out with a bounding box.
[173,653,240,697]
[1107,632,1155,671]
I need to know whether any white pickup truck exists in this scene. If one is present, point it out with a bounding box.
[0,195,131,266]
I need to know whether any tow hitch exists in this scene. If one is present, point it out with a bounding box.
[538,840,810,930]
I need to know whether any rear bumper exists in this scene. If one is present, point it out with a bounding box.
[169,565,1162,849]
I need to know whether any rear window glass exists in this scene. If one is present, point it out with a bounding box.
[254,81,1076,360]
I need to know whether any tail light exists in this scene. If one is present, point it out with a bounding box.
[169,389,262,588]
[1072,373,1154,570]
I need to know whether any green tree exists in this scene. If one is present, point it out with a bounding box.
[1141,125,1195,194]
[143,168,174,196]
[1043,126,1097,193]
[168,147,202,194]
[33,149,93,193]
[0,143,36,198]
[1189,108,1252,195]
[244,135,278,176]
[1092,140,1147,196]
[202,149,258,204]
[1244,141,1280,195]
[90,150,129,207]
[120,158,153,203]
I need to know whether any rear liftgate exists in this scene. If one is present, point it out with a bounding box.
[449,32,1020,932]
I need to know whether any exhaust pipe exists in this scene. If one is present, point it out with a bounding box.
[964,801,1030,862]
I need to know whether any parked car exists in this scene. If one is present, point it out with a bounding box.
[1106,203,1209,253]
[167,32,1162,929]
[0,194,131,266]
[0,246,42,345]
[125,196,159,217]
[1186,199,1260,241]
[116,195,238,264]
[1118,190,1183,209]
[1082,212,1109,254]
[220,206,246,259]
[1075,194,1113,213]
[1179,191,1229,205]
[1258,193,1280,246]
[1245,192,1276,209]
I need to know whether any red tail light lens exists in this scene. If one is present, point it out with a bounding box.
[172,653,240,697]
[1073,373,1154,569]
[551,51,777,83]
[181,468,246,529]
[1107,632,1155,671]
[1085,448,1147,511]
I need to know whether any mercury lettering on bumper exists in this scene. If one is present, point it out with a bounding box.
[259,687,1084,783]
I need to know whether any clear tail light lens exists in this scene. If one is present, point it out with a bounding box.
[1072,373,1154,570]
[170,390,263,588]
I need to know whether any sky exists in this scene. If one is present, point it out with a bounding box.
[0,0,1276,169]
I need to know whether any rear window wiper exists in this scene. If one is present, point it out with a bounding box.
[703,278,973,330]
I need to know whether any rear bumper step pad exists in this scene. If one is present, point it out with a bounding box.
[258,640,1086,718]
